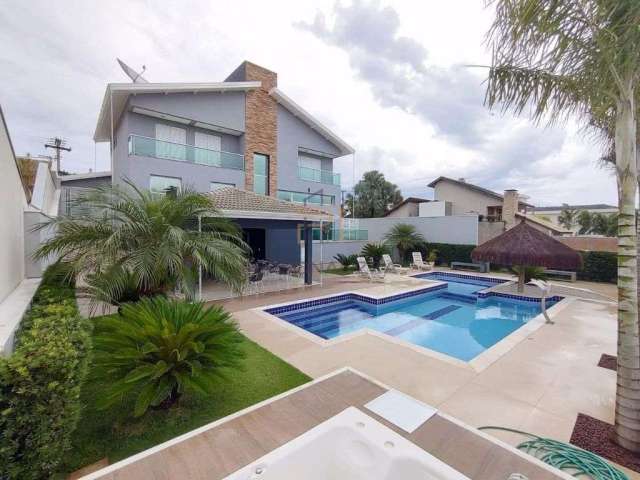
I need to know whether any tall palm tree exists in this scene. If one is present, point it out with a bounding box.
[557,205,579,230]
[34,182,248,306]
[485,0,640,450]
[384,223,426,264]
[345,170,403,218]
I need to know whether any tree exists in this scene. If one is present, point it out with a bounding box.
[92,297,244,416]
[344,170,403,218]
[577,210,594,235]
[384,223,426,264]
[557,205,579,230]
[35,182,248,307]
[485,0,640,450]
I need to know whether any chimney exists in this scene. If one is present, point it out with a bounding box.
[503,189,519,229]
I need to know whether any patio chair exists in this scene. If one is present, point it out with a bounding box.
[382,254,408,274]
[246,269,265,295]
[411,252,431,271]
[357,256,385,282]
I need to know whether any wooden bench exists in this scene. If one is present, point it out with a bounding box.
[543,269,577,282]
[451,261,490,273]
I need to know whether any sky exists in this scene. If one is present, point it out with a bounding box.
[0,0,618,207]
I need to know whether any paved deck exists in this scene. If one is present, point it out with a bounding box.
[83,370,567,479]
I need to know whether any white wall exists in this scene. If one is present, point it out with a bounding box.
[0,108,27,302]
[419,201,449,217]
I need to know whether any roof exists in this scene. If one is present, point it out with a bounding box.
[472,221,583,270]
[427,176,535,208]
[206,187,333,222]
[93,82,261,142]
[383,197,429,217]
[533,204,617,212]
[269,88,354,156]
[59,171,112,182]
[558,236,616,253]
[515,212,571,235]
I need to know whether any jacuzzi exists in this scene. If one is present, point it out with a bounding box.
[224,407,470,479]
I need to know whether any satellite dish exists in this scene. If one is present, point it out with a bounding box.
[117,58,148,83]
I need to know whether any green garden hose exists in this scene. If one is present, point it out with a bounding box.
[478,426,628,480]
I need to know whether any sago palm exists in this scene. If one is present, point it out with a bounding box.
[92,297,245,416]
[384,224,426,264]
[485,0,640,450]
[360,242,390,269]
[34,181,248,306]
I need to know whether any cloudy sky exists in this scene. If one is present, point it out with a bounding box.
[0,0,617,206]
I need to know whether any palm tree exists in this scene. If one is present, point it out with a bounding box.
[34,182,248,306]
[557,205,579,230]
[384,224,426,265]
[345,170,403,218]
[360,242,390,269]
[485,0,640,451]
[92,297,244,416]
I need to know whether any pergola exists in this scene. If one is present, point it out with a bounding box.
[198,187,334,299]
[471,221,583,292]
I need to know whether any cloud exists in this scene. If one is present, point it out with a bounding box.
[296,0,568,177]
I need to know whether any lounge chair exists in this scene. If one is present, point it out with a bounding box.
[357,256,385,282]
[382,254,409,274]
[411,252,432,271]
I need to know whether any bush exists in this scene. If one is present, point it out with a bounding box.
[361,242,390,269]
[0,269,91,479]
[416,242,476,266]
[333,254,358,271]
[92,297,245,417]
[578,251,617,283]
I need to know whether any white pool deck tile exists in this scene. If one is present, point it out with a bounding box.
[224,272,627,471]
[365,389,437,433]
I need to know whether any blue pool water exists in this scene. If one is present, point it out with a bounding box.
[269,273,558,361]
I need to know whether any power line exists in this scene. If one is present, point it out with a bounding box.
[44,137,71,174]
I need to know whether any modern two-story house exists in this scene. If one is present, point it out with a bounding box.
[87,61,354,286]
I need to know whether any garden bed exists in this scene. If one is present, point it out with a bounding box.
[61,326,310,475]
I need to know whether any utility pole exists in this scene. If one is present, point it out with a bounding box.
[44,137,71,174]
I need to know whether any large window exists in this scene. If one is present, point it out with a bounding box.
[210,181,235,191]
[155,124,186,160]
[253,153,269,195]
[195,131,222,166]
[150,175,181,195]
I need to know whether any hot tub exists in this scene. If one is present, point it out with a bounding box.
[223,407,470,479]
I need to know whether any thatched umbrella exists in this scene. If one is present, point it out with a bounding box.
[471,220,583,292]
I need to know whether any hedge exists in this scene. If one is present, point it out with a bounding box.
[416,242,617,284]
[0,268,91,479]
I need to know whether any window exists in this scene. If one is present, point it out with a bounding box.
[150,175,181,195]
[210,181,235,191]
[253,153,269,195]
[155,124,186,160]
[298,154,322,171]
[195,132,222,166]
[277,189,335,206]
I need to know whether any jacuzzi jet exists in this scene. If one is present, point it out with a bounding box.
[384,441,394,449]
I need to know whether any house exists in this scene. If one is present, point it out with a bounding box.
[89,61,352,286]
[384,197,430,217]
[532,204,617,233]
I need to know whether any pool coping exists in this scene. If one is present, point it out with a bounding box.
[253,274,572,373]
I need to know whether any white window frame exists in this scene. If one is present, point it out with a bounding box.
[155,124,187,161]
[195,132,222,166]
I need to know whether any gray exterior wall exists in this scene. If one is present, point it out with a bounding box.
[276,105,342,216]
[60,176,111,189]
[235,219,301,264]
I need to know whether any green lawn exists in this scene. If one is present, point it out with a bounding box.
[61,330,310,474]
[323,266,357,275]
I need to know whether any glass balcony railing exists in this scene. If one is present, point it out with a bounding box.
[277,190,335,206]
[311,228,368,241]
[129,135,244,170]
[298,165,340,185]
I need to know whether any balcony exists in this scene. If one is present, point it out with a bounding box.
[298,165,340,186]
[129,135,244,170]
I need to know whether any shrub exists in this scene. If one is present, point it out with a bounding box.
[361,242,390,269]
[333,253,358,271]
[0,270,91,479]
[384,224,425,264]
[92,297,245,417]
[578,251,617,283]
[416,242,476,266]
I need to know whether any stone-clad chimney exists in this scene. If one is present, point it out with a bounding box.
[503,189,519,229]
[226,61,278,196]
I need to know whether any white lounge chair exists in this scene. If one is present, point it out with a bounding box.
[411,252,432,271]
[357,256,385,282]
[382,254,409,274]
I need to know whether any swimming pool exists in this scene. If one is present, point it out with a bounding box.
[265,273,561,362]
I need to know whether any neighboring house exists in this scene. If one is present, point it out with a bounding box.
[90,61,353,286]
[384,197,430,217]
[0,106,43,354]
[532,204,617,234]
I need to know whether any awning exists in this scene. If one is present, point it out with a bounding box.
[206,187,334,222]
